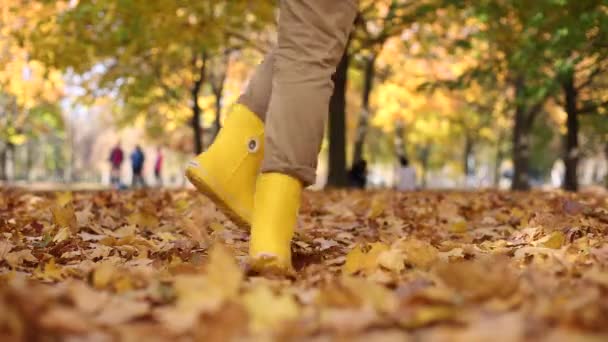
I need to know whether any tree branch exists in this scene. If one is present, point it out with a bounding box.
[224,29,270,55]
[576,65,606,91]
[578,99,608,115]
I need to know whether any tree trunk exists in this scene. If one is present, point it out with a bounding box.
[25,139,33,181]
[605,141,608,189]
[210,51,230,143]
[420,144,431,188]
[511,77,531,191]
[512,105,531,190]
[352,54,376,164]
[0,146,6,181]
[463,135,473,179]
[562,72,579,192]
[213,95,222,140]
[494,137,504,188]
[191,52,207,155]
[327,50,350,187]
[7,143,15,181]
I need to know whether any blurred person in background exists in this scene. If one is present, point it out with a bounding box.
[154,146,163,187]
[130,145,146,188]
[349,159,368,189]
[396,156,416,191]
[108,141,124,188]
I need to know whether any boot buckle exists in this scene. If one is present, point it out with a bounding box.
[247,137,260,153]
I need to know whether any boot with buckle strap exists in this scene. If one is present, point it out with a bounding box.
[185,104,264,228]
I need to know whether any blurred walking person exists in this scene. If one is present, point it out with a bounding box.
[396,156,416,191]
[130,145,146,188]
[108,141,124,188]
[349,159,368,189]
[154,146,163,187]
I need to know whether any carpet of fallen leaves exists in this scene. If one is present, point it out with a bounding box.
[1,189,608,341]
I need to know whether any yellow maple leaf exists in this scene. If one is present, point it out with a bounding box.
[541,231,565,249]
[377,248,405,273]
[449,221,468,233]
[92,263,116,289]
[398,238,438,269]
[343,246,365,275]
[52,227,71,243]
[343,242,390,275]
[210,221,225,232]
[173,275,223,313]
[174,198,190,213]
[157,232,177,242]
[341,276,397,313]
[51,204,78,232]
[36,258,65,281]
[368,196,387,219]
[127,211,159,229]
[399,306,456,328]
[55,191,73,207]
[206,244,242,299]
[242,285,300,333]
[114,276,134,293]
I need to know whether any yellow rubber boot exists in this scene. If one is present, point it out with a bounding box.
[185,104,264,228]
[249,173,302,273]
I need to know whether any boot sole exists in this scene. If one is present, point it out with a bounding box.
[185,167,250,230]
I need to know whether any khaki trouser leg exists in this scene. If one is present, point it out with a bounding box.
[261,0,358,186]
[237,52,275,122]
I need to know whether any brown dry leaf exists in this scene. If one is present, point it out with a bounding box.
[436,256,519,301]
[68,282,111,314]
[319,307,379,334]
[181,217,209,247]
[87,244,113,260]
[591,245,608,264]
[583,268,608,288]
[174,275,221,313]
[95,296,151,325]
[108,225,137,239]
[75,206,94,227]
[4,249,38,267]
[0,241,14,259]
[437,200,462,222]
[39,306,92,333]
[438,248,465,261]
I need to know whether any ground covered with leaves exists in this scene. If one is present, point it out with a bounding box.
[1,189,608,341]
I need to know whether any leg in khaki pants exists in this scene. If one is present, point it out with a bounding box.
[248,0,358,272]
[240,0,358,185]
[187,0,357,272]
